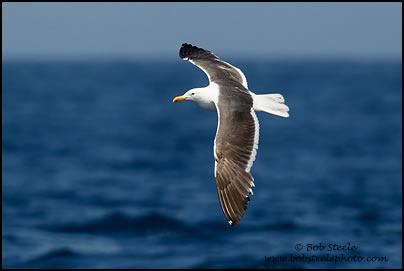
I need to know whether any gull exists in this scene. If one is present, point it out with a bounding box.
[173,43,290,226]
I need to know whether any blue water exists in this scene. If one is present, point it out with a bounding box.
[2,59,402,268]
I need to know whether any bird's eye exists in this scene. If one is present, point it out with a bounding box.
[191,93,195,95]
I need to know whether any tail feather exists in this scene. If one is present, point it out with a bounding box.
[252,93,290,118]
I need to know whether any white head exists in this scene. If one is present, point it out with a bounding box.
[172,87,216,110]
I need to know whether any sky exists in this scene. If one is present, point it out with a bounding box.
[2,2,402,60]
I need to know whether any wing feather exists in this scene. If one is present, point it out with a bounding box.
[213,85,259,226]
[179,43,248,88]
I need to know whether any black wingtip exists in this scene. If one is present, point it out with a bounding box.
[179,43,216,60]
[179,43,188,59]
[181,43,191,48]
[179,43,197,59]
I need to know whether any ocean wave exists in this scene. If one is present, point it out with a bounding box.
[44,210,302,239]
[45,211,197,236]
[19,248,79,268]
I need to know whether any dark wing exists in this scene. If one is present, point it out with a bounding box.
[213,84,259,226]
[179,43,248,88]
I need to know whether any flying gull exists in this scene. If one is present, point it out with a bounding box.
[173,43,290,226]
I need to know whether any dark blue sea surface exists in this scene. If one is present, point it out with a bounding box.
[2,59,402,268]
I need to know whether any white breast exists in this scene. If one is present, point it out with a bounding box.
[198,100,217,111]
[194,83,220,111]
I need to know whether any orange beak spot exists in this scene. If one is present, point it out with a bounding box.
[173,96,186,103]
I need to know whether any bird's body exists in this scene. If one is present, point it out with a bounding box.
[173,43,289,226]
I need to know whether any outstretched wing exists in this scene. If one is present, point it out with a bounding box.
[213,84,259,226]
[179,43,248,88]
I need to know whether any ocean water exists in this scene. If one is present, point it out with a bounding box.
[2,59,402,269]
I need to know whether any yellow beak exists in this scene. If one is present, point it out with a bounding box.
[173,96,186,103]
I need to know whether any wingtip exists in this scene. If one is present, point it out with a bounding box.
[179,43,215,60]
[181,42,192,47]
[179,43,197,59]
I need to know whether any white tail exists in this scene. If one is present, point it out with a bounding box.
[252,93,290,117]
